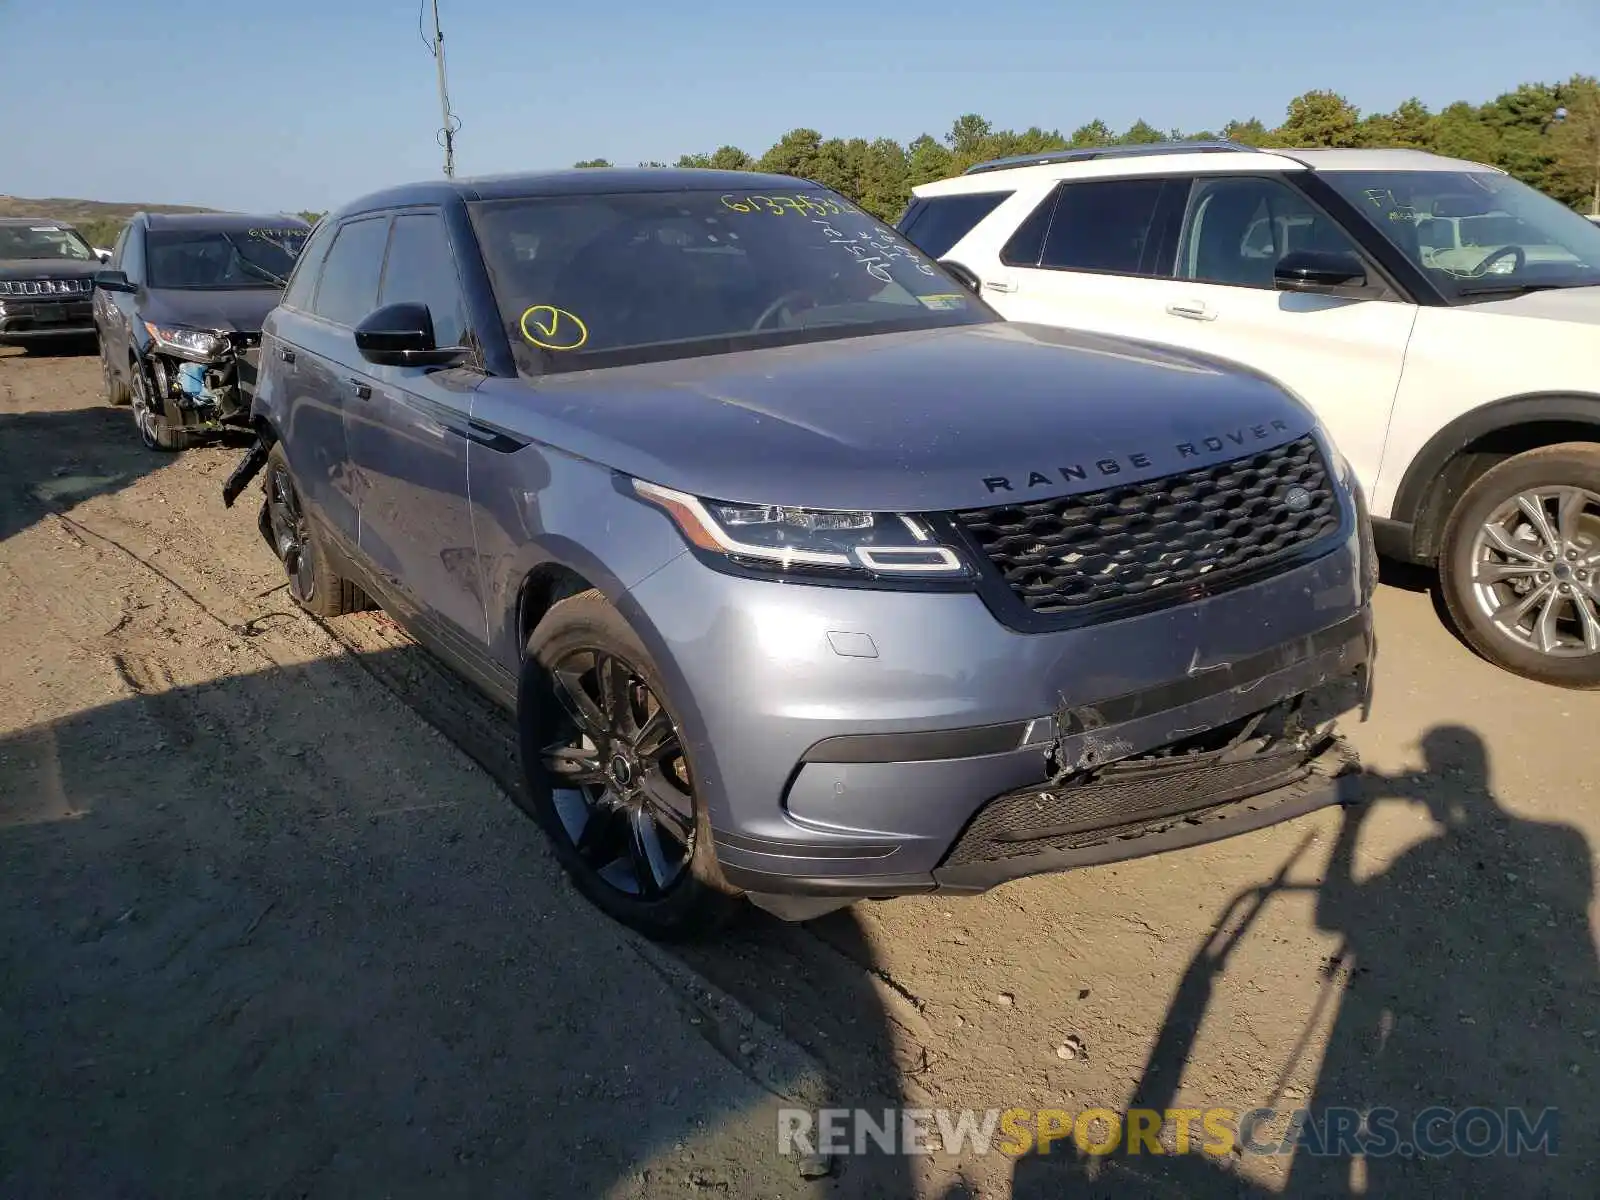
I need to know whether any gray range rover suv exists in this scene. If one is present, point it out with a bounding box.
[226,169,1376,938]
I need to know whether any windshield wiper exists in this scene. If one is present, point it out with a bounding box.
[236,258,287,287]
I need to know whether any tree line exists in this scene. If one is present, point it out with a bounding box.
[576,77,1600,221]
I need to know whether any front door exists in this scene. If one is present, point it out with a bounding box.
[340,211,486,647]
[1137,174,1419,494]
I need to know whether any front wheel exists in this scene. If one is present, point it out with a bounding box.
[518,590,740,940]
[1439,443,1600,688]
[128,356,192,451]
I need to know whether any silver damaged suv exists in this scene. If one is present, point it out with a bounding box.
[226,169,1377,938]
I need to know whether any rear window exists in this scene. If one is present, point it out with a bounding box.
[1039,178,1174,275]
[896,192,1012,258]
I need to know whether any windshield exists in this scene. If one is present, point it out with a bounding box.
[146,226,309,290]
[0,223,96,262]
[469,188,992,373]
[1321,171,1600,299]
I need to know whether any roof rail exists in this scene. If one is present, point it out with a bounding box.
[963,139,1262,176]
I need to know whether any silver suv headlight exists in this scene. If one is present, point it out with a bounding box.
[633,479,973,581]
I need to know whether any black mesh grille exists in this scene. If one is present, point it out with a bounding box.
[942,737,1325,868]
[953,436,1340,618]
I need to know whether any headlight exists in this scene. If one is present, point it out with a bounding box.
[143,320,226,360]
[632,479,973,581]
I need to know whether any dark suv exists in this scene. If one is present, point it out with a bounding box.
[226,169,1376,938]
[93,212,311,450]
[0,217,103,349]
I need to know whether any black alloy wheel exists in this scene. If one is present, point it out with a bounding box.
[541,646,697,900]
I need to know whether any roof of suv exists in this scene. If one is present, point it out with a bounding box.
[919,144,1503,197]
[331,168,812,220]
[140,211,310,230]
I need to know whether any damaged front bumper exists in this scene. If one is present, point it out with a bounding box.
[930,680,1362,891]
[709,607,1373,917]
[140,334,260,437]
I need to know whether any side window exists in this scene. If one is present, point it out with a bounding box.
[377,212,468,347]
[122,225,145,283]
[281,219,337,311]
[310,217,391,327]
[1037,178,1175,276]
[1000,188,1060,266]
[896,192,1013,258]
[109,225,129,271]
[1178,176,1363,289]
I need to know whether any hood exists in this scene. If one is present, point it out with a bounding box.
[140,287,282,334]
[1465,284,1600,326]
[0,258,101,281]
[471,322,1322,513]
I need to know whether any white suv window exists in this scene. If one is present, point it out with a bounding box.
[1006,178,1185,277]
[897,192,1012,258]
[1177,176,1363,289]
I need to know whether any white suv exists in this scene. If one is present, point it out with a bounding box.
[899,143,1600,687]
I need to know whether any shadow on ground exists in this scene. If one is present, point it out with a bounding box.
[0,644,916,1198]
[0,403,163,544]
[1008,724,1598,1197]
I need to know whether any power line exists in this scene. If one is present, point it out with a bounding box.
[420,0,461,178]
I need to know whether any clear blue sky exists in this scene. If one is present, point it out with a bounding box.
[5,0,1596,212]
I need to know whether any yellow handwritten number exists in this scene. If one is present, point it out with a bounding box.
[520,305,589,352]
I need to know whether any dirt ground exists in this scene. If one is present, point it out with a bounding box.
[2,345,1596,1199]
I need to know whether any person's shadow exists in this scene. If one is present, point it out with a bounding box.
[1010,724,1598,1197]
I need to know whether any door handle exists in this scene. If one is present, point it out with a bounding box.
[1165,300,1217,322]
[350,379,372,400]
[278,347,296,363]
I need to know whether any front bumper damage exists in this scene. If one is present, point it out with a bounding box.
[931,671,1365,891]
[142,336,260,438]
[715,609,1373,921]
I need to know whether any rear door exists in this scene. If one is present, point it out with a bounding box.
[342,209,486,647]
[274,214,391,553]
[978,176,1190,338]
[1137,174,1417,494]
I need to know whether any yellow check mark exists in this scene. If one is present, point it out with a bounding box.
[520,304,589,351]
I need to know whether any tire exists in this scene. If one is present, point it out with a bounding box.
[262,442,366,618]
[102,346,130,406]
[518,589,741,940]
[1439,442,1600,688]
[129,355,194,452]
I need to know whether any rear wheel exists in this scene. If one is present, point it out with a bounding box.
[129,355,192,452]
[263,442,365,618]
[101,346,130,406]
[518,590,740,940]
[1439,442,1600,688]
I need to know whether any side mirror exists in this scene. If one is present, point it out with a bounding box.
[353,302,468,368]
[96,249,112,264]
[92,269,135,292]
[941,261,982,294]
[1274,250,1367,295]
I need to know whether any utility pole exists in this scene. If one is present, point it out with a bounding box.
[427,0,459,178]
